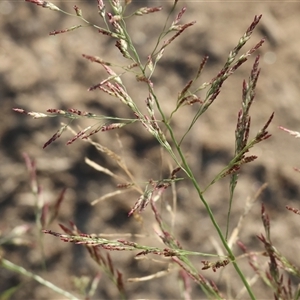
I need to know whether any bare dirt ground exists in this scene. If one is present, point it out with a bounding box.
[1,1,300,299]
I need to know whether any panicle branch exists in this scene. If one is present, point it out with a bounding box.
[279,126,300,138]
[25,0,60,11]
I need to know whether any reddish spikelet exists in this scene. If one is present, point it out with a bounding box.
[115,40,130,58]
[97,0,105,11]
[178,95,202,107]
[101,64,117,77]
[251,39,265,55]
[241,155,258,164]
[257,233,267,245]
[201,260,210,270]
[236,116,247,147]
[153,181,171,197]
[178,80,193,100]
[146,95,155,117]
[116,270,125,295]
[150,116,160,131]
[261,204,270,240]
[13,108,27,114]
[49,25,82,35]
[237,240,247,252]
[116,240,135,247]
[242,79,248,98]
[43,229,62,238]
[43,125,67,148]
[135,74,153,86]
[82,54,111,65]
[270,256,279,279]
[247,14,262,35]
[105,82,132,105]
[136,249,156,256]
[100,123,126,131]
[125,62,138,70]
[173,7,186,25]
[231,15,262,59]
[98,28,115,37]
[171,167,181,179]
[213,260,229,272]
[250,55,261,83]
[107,12,123,33]
[286,205,300,215]
[67,108,93,116]
[162,248,178,257]
[14,108,48,119]
[25,0,45,5]
[135,6,162,16]
[228,56,247,74]
[196,55,209,79]
[101,244,128,251]
[163,21,196,48]
[256,112,274,142]
[47,108,65,114]
[117,183,134,189]
[183,95,199,105]
[88,81,111,92]
[235,109,244,135]
[207,88,220,105]
[25,0,60,11]
[73,5,82,17]
[128,192,152,217]
[209,68,226,85]
[82,125,102,139]
[221,165,241,178]
[201,259,230,272]
[249,261,260,274]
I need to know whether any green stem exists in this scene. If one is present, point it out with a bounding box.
[226,173,238,240]
[164,123,255,300]
[1,258,80,300]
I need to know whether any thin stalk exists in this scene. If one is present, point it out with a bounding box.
[164,122,256,300]
[226,173,238,240]
[1,258,80,300]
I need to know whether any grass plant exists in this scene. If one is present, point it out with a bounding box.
[2,1,300,299]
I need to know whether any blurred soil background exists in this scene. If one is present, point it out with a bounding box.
[1,0,300,299]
